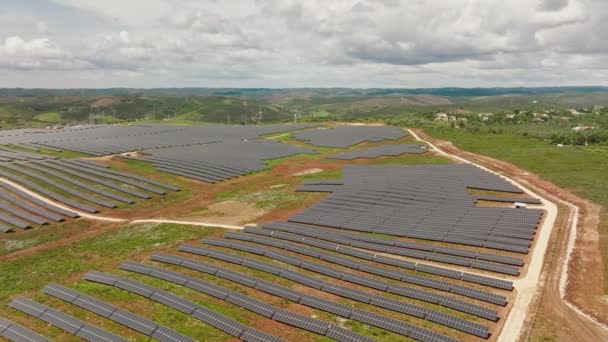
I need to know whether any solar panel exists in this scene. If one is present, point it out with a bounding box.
[0,316,52,342]
[83,271,285,341]
[8,296,127,342]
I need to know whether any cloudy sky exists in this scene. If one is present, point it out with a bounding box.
[0,0,606,88]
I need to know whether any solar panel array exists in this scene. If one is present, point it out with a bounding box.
[292,126,406,148]
[0,146,56,162]
[0,124,317,155]
[292,164,542,254]
[0,159,179,232]
[202,235,508,305]
[119,261,375,342]
[0,316,51,342]
[171,245,466,341]
[83,271,286,342]
[328,144,427,160]
[126,139,316,183]
[42,283,194,342]
[8,296,128,342]
[251,224,522,275]
[262,221,524,266]
[0,123,321,184]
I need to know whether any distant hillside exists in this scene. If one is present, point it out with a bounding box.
[2,86,608,99]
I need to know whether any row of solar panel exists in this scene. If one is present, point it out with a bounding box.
[42,283,194,342]
[304,208,541,234]
[0,163,117,208]
[0,158,179,218]
[0,171,90,213]
[0,145,56,162]
[0,180,77,218]
[34,161,152,199]
[214,235,508,307]
[84,271,286,342]
[262,221,524,266]
[327,144,427,160]
[0,316,51,342]
[118,261,375,342]
[289,215,531,254]
[174,245,482,339]
[197,237,502,322]
[231,230,514,293]
[298,206,540,228]
[292,126,406,148]
[256,224,521,275]
[8,296,128,342]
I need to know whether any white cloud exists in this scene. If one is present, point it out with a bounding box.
[1,0,607,87]
[119,30,129,43]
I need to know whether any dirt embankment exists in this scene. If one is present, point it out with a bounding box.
[413,128,608,341]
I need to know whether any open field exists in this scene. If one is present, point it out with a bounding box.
[0,122,603,342]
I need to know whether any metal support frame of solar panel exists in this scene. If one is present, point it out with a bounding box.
[262,221,524,266]
[8,296,128,342]
[49,160,168,195]
[0,163,116,208]
[198,237,504,318]
[0,180,79,217]
[175,245,490,339]
[0,316,52,342]
[258,223,523,273]
[42,283,194,342]
[16,161,136,204]
[83,271,286,342]
[153,252,473,342]
[32,160,152,199]
[226,231,514,292]
[328,144,427,160]
[0,202,47,225]
[119,261,376,342]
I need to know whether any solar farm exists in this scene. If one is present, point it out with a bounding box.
[0,123,549,342]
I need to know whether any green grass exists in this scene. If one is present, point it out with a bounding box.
[33,112,61,123]
[0,223,224,339]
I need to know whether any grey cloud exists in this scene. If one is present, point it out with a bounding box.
[1,0,607,87]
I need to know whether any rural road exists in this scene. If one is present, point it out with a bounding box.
[407,128,608,341]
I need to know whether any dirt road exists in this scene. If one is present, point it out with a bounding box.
[410,129,608,342]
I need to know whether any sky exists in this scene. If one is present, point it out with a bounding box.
[0,0,607,88]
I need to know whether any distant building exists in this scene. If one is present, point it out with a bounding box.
[435,113,449,121]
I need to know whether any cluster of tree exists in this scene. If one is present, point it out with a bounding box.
[549,130,608,145]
